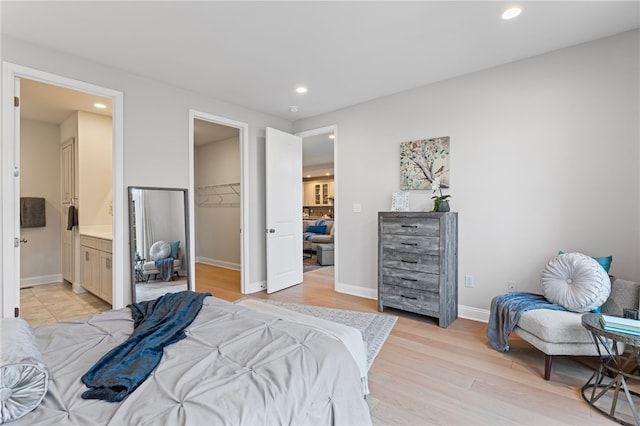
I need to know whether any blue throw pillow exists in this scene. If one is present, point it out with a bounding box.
[169,241,180,259]
[307,225,327,234]
[558,251,612,273]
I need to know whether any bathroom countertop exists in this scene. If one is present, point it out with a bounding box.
[80,228,113,241]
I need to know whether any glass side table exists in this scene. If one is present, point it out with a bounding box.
[581,313,640,426]
[134,257,146,283]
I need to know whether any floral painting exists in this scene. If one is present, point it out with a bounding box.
[400,136,450,190]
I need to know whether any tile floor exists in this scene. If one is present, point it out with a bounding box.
[20,282,112,327]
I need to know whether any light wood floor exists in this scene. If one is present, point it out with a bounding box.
[23,264,621,425]
[195,264,619,425]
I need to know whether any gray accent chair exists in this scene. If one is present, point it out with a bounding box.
[513,277,640,380]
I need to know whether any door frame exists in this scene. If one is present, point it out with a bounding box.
[296,124,338,289]
[188,110,250,294]
[1,62,125,317]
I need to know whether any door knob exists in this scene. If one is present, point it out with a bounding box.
[267,228,276,233]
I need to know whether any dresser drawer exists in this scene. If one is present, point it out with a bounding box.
[382,218,440,236]
[381,267,439,291]
[381,285,440,315]
[381,234,439,254]
[97,238,112,253]
[80,235,98,249]
[382,251,439,274]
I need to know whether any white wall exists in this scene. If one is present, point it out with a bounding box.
[195,136,241,269]
[19,119,61,283]
[294,30,640,317]
[78,111,112,227]
[2,36,291,306]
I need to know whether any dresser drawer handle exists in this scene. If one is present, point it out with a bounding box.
[401,260,418,264]
[401,242,418,246]
[401,277,418,282]
[400,295,418,300]
[401,225,418,228]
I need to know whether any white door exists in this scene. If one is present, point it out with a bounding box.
[265,127,302,293]
[2,77,21,316]
[61,139,75,283]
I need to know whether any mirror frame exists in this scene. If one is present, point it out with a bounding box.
[128,186,191,303]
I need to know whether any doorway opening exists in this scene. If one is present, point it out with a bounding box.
[189,111,249,300]
[299,126,337,281]
[2,63,124,321]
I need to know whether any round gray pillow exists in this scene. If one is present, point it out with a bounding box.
[541,252,611,313]
[149,241,171,261]
[1,318,49,423]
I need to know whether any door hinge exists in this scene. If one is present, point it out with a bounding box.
[14,237,19,248]
[14,96,19,107]
[13,166,19,177]
[14,307,19,317]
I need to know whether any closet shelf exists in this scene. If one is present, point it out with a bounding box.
[196,182,240,208]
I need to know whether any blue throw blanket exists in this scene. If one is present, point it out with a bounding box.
[486,292,567,352]
[81,291,211,402]
[154,256,174,282]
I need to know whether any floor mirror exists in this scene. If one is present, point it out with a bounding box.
[128,186,191,302]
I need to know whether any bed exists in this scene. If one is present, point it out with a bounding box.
[5,295,372,425]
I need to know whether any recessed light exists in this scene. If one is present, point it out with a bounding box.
[94,103,107,109]
[501,7,522,20]
[295,86,308,94]
[329,134,335,140]
[290,106,299,113]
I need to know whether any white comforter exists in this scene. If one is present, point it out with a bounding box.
[16,296,372,425]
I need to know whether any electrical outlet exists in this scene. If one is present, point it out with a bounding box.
[464,275,474,288]
[507,280,517,293]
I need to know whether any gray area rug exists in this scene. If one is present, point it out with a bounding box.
[303,254,328,273]
[236,298,397,369]
[135,283,188,302]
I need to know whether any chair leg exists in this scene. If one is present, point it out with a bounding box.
[544,354,553,380]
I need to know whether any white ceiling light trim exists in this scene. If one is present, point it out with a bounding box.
[501,7,522,20]
[295,86,308,94]
[93,102,107,109]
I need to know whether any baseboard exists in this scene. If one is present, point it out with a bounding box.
[458,305,489,323]
[334,281,377,300]
[20,274,62,288]
[332,281,489,323]
[196,257,240,271]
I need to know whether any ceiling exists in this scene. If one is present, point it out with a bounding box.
[3,1,638,122]
[20,79,112,123]
[303,133,334,178]
[194,120,239,146]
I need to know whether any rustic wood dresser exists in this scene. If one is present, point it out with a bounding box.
[378,211,458,327]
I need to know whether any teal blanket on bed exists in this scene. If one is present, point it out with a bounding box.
[81,291,211,402]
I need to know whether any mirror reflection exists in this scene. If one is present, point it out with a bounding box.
[128,187,190,302]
